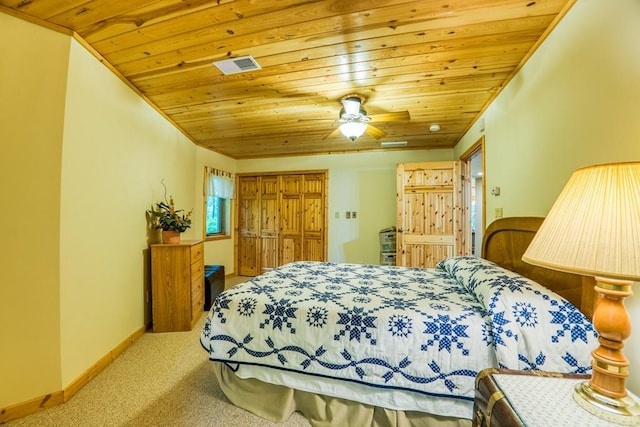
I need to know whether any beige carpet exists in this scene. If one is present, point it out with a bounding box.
[8,277,311,427]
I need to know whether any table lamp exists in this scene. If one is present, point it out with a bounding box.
[522,162,640,425]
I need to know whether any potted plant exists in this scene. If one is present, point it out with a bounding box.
[148,196,192,244]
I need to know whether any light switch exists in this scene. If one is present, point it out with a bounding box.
[346,211,351,219]
[495,208,503,219]
[352,211,357,219]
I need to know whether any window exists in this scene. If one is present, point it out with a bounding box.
[205,196,223,235]
[204,167,234,239]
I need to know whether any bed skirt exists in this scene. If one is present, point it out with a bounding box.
[212,362,471,427]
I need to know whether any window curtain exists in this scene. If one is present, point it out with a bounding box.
[205,167,235,199]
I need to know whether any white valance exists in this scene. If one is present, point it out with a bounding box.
[205,167,235,199]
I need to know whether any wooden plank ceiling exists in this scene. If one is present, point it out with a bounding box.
[1,0,573,159]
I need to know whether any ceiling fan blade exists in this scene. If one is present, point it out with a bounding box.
[369,111,410,122]
[364,124,386,139]
[322,127,343,140]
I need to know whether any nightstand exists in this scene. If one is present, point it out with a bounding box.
[473,368,616,427]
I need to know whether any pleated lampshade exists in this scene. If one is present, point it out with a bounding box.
[522,162,640,281]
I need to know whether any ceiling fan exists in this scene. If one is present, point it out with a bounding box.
[325,94,410,141]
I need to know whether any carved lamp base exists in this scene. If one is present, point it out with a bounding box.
[574,277,640,425]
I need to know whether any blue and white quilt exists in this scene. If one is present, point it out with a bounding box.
[200,257,596,418]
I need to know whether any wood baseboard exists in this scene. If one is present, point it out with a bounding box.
[63,325,146,400]
[0,325,146,424]
[0,392,64,424]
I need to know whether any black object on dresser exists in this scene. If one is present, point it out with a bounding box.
[204,265,225,311]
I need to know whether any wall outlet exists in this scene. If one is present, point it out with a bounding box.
[495,207,503,219]
[352,211,357,219]
[335,211,339,219]
[346,211,351,219]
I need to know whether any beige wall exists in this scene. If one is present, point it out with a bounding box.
[238,150,453,265]
[0,13,68,407]
[195,147,237,273]
[455,0,640,394]
[0,11,214,407]
[58,39,205,386]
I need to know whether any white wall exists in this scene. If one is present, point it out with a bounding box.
[455,0,640,394]
[238,150,453,264]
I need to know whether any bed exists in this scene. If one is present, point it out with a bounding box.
[200,217,598,426]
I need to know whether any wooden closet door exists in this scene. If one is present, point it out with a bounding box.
[280,175,302,265]
[237,171,327,276]
[238,176,259,276]
[302,173,326,261]
[260,176,279,273]
[396,161,463,268]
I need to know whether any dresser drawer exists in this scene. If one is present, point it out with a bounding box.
[191,242,204,264]
[192,276,204,313]
[191,244,205,315]
[191,258,204,279]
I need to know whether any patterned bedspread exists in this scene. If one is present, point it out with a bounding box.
[200,257,596,418]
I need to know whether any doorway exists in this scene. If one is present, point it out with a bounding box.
[460,136,485,257]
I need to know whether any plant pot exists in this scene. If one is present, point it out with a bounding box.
[162,230,181,244]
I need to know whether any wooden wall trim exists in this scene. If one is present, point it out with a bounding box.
[236,169,328,177]
[63,325,146,398]
[0,6,201,157]
[0,325,146,424]
[454,0,577,142]
[0,6,72,36]
[0,392,64,424]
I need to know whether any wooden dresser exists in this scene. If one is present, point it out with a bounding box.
[150,239,204,332]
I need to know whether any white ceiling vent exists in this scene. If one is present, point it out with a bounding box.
[213,55,262,75]
[380,141,408,148]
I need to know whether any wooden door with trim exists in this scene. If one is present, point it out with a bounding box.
[238,171,327,276]
[396,161,464,268]
[280,173,326,264]
[260,176,279,274]
[280,175,302,265]
[238,176,259,276]
[301,173,326,261]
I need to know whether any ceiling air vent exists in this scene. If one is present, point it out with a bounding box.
[213,55,262,75]
[380,141,408,148]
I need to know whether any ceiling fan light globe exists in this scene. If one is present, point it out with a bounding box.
[339,122,367,140]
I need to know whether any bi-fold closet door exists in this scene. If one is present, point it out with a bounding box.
[238,171,327,276]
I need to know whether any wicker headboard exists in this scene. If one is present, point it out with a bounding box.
[481,217,596,319]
